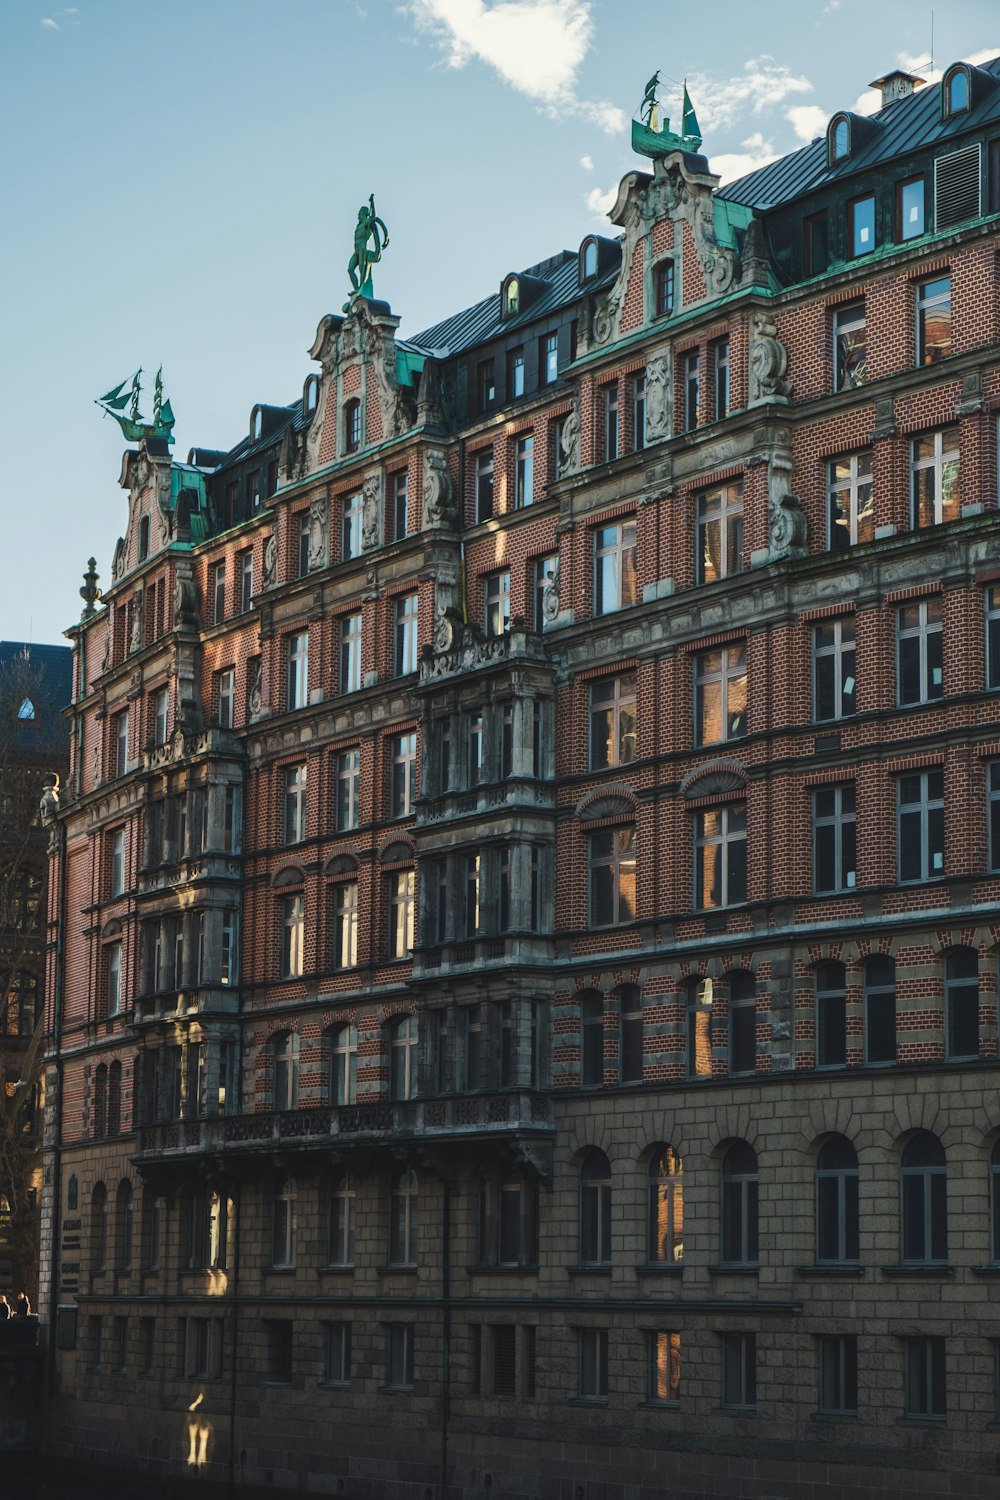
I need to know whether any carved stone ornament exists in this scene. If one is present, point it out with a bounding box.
[307,494,328,570]
[644,352,671,442]
[558,403,580,475]
[362,472,381,551]
[423,448,457,528]
[248,658,264,722]
[591,182,644,347]
[39,773,60,825]
[540,560,560,624]
[173,575,199,629]
[80,558,102,621]
[424,621,509,681]
[748,310,792,406]
[767,450,808,561]
[433,605,461,653]
[111,536,127,581]
[263,533,278,588]
[129,592,144,654]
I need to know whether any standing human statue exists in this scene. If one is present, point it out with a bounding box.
[347,194,390,299]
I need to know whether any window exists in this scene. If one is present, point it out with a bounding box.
[594,520,637,615]
[720,1142,758,1266]
[296,513,311,578]
[818,1335,858,1416]
[484,572,511,637]
[138,515,150,560]
[580,992,604,1086]
[916,276,951,364]
[828,452,873,547]
[898,177,925,240]
[804,211,828,276]
[694,645,747,745]
[577,1329,609,1400]
[394,592,419,675]
[683,350,700,430]
[815,961,847,1068]
[386,870,415,960]
[686,977,713,1078]
[152,686,169,746]
[603,383,618,461]
[589,827,636,927]
[114,710,129,776]
[390,731,417,818]
[210,561,226,625]
[332,882,358,970]
[263,1320,292,1385]
[944,66,969,115]
[864,955,896,1064]
[646,1331,681,1405]
[508,347,525,399]
[696,484,743,583]
[833,302,866,390]
[631,373,646,452]
[713,338,731,419]
[655,260,674,317]
[720,1333,756,1409]
[467,713,483,785]
[223,787,241,854]
[328,1172,355,1265]
[898,769,945,882]
[340,611,362,695]
[729,972,756,1075]
[112,1315,128,1374]
[389,1013,417,1100]
[220,910,238,986]
[475,450,494,522]
[217,668,235,729]
[989,762,1000,871]
[477,359,496,412]
[813,619,856,721]
[272,1179,296,1268]
[280,894,305,978]
[94,1064,107,1136]
[944,947,979,1061]
[342,491,363,560]
[333,748,360,831]
[905,1336,946,1419]
[695,806,747,909]
[647,1148,683,1264]
[91,1184,108,1273]
[109,826,125,896]
[344,399,361,453]
[987,587,1000,689]
[462,855,480,938]
[324,1323,352,1385]
[816,1136,859,1263]
[533,553,558,632]
[283,763,307,844]
[581,239,599,280]
[579,1150,612,1265]
[139,1318,155,1377]
[849,194,875,257]
[619,985,643,1083]
[384,1325,414,1390]
[273,1032,299,1110]
[911,428,959,527]
[488,1325,517,1398]
[589,673,636,770]
[286,631,309,710]
[388,1169,418,1264]
[829,115,849,162]
[541,331,559,384]
[901,1133,947,1264]
[514,434,534,507]
[897,599,943,706]
[813,784,857,893]
[990,1141,1000,1263]
[478,1175,537,1267]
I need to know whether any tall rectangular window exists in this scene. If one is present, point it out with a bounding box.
[340,612,362,694]
[694,645,747,745]
[152,687,169,746]
[898,770,945,883]
[106,941,123,1017]
[390,732,417,818]
[989,763,1000,872]
[109,827,126,897]
[655,260,674,317]
[577,1329,608,1400]
[818,1336,858,1416]
[813,784,857,893]
[813,619,856,721]
[897,598,944,705]
[695,806,747,909]
[475,450,494,522]
[114,710,129,777]
[239,550,253,613]
[280,895,305,978]
[905,1337,946,1419]
[335,748,361,831]
[916,276,952,364]
[324,1323,352,1386]
[284,763,307,844]
[594,520,638,615]
[911,428,959,528]
[647,1331,681,1405]
[696,484,743,583]
[589,673,636,770]
[631,373,646,452]
[223,786,242,854]
[217,669,235,730]
[391,471,409,541]
[849,193,875,256]
[604,384,619,461]
[286,631,309,710]
[484,572,511,637]
[508,348,525,399]
[541,331,559,384]
[833,302,866,390]
[804,212,828,276]
[477,359,495,412]
[394,592,419,676]
[898,177,925,240]
[332,883,359,970]
[589,827,636,927]
[220,910,238,986]
[720,1333,756,1409]
[684,351,700,430]
[342,492,363,561]
[828,452,873,548]
[515,435,534,507]
[386,872,415,960]
[384,1325,414,1390]
[211,562,226,625]
[713,339,731,419]
[987,586,1000,690]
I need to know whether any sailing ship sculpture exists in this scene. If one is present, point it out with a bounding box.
[631,71,703,159]
[95,367,176,444]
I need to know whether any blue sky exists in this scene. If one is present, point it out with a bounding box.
[1,0,996,644]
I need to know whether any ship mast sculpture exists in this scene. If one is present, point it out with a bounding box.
[632,71,702,159]
[95,366,175,445]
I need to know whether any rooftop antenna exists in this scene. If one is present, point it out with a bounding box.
[930,10,934,74]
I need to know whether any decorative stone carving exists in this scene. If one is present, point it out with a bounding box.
[540,560,560,625]
[415,358,443,430]
[248,658,264,722]
[591,183,644,347]
[559,402,580,476]
[173,575,199,629]
[424,621,509,680]
[423,448,457,528]
[129,593,144,655]
[767,449,808,561]
[739,216,771,290]
[749,311,792,406]
[92,744,101,789]
[433,605,462,653]
[101,631,111,674]
[111,536,127,581]
[645,353,671,442]
[307,495,328,570]
[263,533,278,588]
[39,774,60,824]
[79,558,101,621]
[362,473,381,551]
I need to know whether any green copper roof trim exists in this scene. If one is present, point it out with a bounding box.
[713,198,754,249]
[396,348,426,387]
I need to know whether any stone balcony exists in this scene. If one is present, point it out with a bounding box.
[136,853,242,897]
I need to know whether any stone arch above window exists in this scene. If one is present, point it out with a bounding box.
[681,760,749,800]
[272,864,306,889]
[100,918,123,940]
[378,837,415,865]
[575,786,637,823]
[324,852,359,878]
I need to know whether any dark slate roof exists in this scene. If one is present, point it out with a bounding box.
[408,248,620,359]
[720,55,1000,211]
[0,642,72,758]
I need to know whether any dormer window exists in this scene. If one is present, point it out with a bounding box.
[944,65,970,116]
[829,115,850,165]
[581,238,599,282]
[344,398,361,454]
[502,276,519,318]
[304,375,319,416]
[250,406,263,443]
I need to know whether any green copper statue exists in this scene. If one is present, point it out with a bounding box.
[346,194,389,305]
[95,366,175,445]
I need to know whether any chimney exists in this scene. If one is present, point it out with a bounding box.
[869,69,927,108]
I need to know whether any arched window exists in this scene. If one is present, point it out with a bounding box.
[815,961,847,1067]
[579,1149,612,1266]
[138,514,150,560]
[619,985,643,1084]
[580,992,604,1086]
[720,1141,759,1266]
[816,1136,859,1264]
[344,399,361,454]
[389,1014,417,1101]
[479,1173,537,1267]
[91,1182,108,1273]
[503,276,520,316]
[728,972,756,1075]
[208,1191,230,1271]
[272,1179,296,1268]
[93,1064,108,1139]
[686,976,713,1079]
[944,66,969,115]
[273,1032,299,1111]
[329,1171,355,1266]
[388,1167,418,1265]
[304,374,319,416]
[829,115,849,163]
[581,239,598,281]
[990,1141,1000,1264]
[901,1133,947,1264]
[647,1147,683,1264]
[944,947,979,1059]
[864,955,896,1064]
[107,1060,121,1137]
[329,1022,358,1106]
[250,406,263,442]
[115,1180,134,1272]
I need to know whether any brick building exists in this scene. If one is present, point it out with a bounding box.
[40,56,1000,1500]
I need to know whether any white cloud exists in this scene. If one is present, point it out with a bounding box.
[40,16,60,29]
[586,183,617,217]
[406,0,625,134]
[710,132,779,186]
[787,103,827,141]
[680,55,812,133]
[579,153,593,171]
